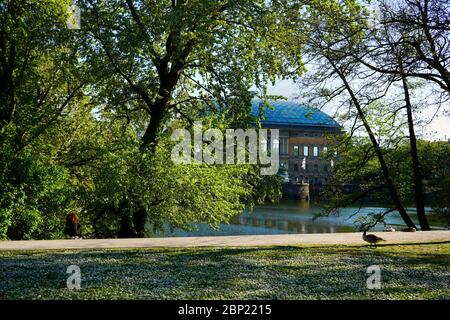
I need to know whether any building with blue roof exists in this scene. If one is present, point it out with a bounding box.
[251,100,340,130]
[252,100,341,199]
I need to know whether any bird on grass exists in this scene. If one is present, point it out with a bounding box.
[362,230,386,248]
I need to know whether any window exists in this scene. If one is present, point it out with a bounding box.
[280,137,288,155]
[303,145,309,157]
[272,139,279,151]
[293,164,299,172]
[323,145,328,153]
[313,146,319,157]
[293,145,299,157]
[314,164,318,172]
[324,165,328,172]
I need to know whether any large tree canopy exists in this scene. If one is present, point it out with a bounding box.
[0,0,313,239]
[80,0,307,151]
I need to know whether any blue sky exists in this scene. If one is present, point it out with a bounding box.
[267,79,450,142]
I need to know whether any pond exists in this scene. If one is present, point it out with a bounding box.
[150,200,446,237]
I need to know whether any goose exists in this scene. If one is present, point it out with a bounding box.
[362,230,386,248]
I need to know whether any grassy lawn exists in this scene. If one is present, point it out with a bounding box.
[0,243,449,300]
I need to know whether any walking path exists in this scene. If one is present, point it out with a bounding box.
[0,230,449,251]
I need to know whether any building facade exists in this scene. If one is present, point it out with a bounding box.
[251,100,341,199]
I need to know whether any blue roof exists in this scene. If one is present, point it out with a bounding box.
[251,100,340,129]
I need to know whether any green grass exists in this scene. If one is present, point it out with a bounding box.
[0,243,449,300]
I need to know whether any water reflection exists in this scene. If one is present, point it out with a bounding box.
[229,212,349,234]
[151,200,439,237]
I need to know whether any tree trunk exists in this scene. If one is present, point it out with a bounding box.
[140,97,168,153]
[330,60,417,229]
[400,71,430,230]
[132,206,147,238]
[140,62,182,152]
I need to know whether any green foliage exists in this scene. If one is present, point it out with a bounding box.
[78,126,266,237]
[321,134,387,208]
[78,0,309,141]
[0,0,87,239]
[0,148,74,240]
[323,135,450,227]
[64,0,305,238]
[0,0,85,146]
[418,141,450,225]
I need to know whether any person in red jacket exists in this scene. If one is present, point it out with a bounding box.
[65,213,82,239]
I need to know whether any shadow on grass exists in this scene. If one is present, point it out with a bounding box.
[1,242,449,299]
[367,240,450,248]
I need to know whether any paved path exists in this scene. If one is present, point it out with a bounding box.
[0,231,449,251]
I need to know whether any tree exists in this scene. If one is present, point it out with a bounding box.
[75,123,260,238]
[298,1,418,228]
[330,0,450,230]
[0,148,74,239]
[79,0,307,152]
[372,0,450,229]
[0,0,89,239]
[0,0,304,239]
[354,0,450,94]
[297,0,450,230]
[0,0,86,149]
[418,140,450,227]
[71,0,309,236]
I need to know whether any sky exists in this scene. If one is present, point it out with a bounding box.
[267,79,450,142]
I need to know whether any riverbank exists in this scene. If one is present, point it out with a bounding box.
[1,243,449,299]
[1,230,449,251]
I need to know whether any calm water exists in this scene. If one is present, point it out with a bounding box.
[150,200,442,237]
